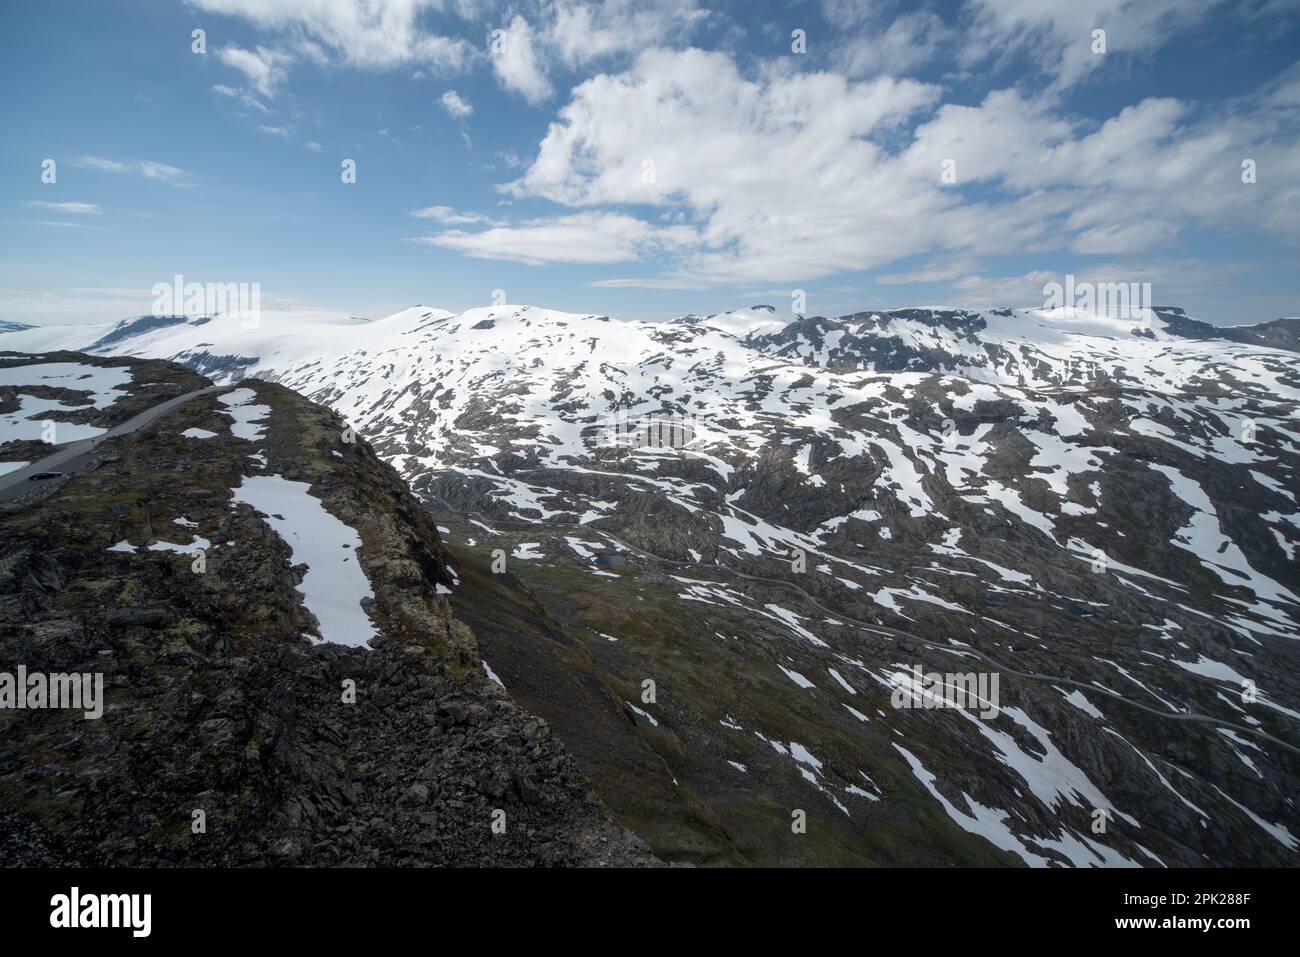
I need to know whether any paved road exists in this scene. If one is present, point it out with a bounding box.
[426,492,1300,758]
[0,385,225,505]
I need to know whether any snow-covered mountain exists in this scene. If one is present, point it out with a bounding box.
[5,303,1299,866]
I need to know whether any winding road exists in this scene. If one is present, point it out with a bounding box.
[0,385,226,505]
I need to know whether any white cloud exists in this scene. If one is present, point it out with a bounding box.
[258,124,293,138]
[194,1,706,106]
[546,0,707,67]
[22,201,100,214]
[414,211,692,265]
[513,50,938,206]
[489,15,552,104]
[440,89,474,118]
[409,205,495,224]
[821,0,878,27]
[908,90,1300,249]
[835,11,953,77]
[504,49,942,282]
[23,221,98,230]
[965,0,1226,89]
[212,82,272,114]
[191,0,476,73]
[827,1,1294,92]
[485,46,1300,286]
[74,156,187,181]
[305,140,324,151]
[483,2,707,104]
[216,45,293,98]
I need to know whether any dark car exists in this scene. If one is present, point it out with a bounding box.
[26,471,64,481]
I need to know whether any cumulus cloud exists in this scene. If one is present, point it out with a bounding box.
[468,46,1300,286]
[193,2,708,107]
[183,0,1300,300]
[440,89,474,117]
[511,50,938,205]
[485,2,706,104]
[546,0,707,67]
[499,49,944,282]
[216,45,293,98]
[489,15,552,103]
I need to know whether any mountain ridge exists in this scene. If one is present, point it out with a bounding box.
[0,351,658,866]
[4,302,1298,866]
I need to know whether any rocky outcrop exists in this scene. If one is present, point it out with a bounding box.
[0,355,656,867]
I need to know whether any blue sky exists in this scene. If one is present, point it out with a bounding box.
[2,0,1299,326]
